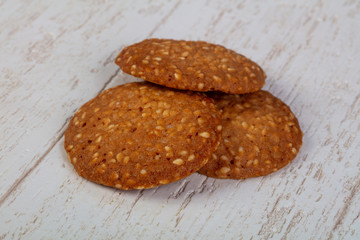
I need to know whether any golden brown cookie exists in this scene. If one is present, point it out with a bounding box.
[198,90,302,179]
[115,39,266,94]
[64,82,222,190]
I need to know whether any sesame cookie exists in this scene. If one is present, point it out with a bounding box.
[64,82,221,190]
[198,91,302,179]
[115,39,266,94]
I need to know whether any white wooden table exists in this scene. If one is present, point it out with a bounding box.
[1,1,359,239]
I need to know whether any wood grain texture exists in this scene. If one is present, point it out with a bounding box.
[1,0,359,239]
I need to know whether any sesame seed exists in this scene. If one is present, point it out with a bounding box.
[262,129,267,135]
[213,75,221,82]
[287,122,295,126]
[198,83,204,89]
[90,158,97,165]
[220,167,231,174]
[163,102,170,108]
[123,156,130,164]
[193,110,201,115]
[159,180,169,184]
[188,154,195,161]
[154,69,159,76]
[199,132,210,138]
[156,126,164,130]
[174,73,181,80]
[246,160,253,167]
[144,102,152,109]
[294,127,299,133]
[162,109,170,117]
[238,146,244,153]
[220,155,229,161]
[111,172,119,179]
[157,119,164,125]
[173,159,184,165]
[103,117,111,124]
[177,124,183,131]
[246,133,255,140]
[140,169,147,175]
[116,153,123,162]
[197,73,204,78]
[181,51,189,57]
[284,125,290,132]
[180,150,188,156]
[189,127,196,134]
[269,121,277,127]
[75,133,82,139]
[95,136,102,143]
[234,168,241,174]
[126,179,136,185]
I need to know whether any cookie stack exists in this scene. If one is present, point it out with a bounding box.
[64,39,302,190]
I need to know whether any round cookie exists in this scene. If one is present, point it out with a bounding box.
[198,90,302,179]
[64,82,222,190]
[115,38,266,94]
